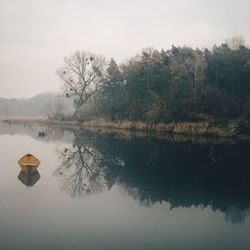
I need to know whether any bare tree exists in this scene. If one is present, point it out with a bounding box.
[192,52,206,101]
[54,131,105,199]
[57,51,107,118]
[170,48,206,102]
[226,36,246,50]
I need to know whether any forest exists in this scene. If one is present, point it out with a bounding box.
[57,37,250,132]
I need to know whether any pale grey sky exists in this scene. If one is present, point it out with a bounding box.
[0,0,249,98]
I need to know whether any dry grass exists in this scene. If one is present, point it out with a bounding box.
[83,126,235,145]
[2,118,80,128]
[82,119,229,137]
[3,117,232,138]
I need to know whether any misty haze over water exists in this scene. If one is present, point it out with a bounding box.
[1,0,250,249]
[0,93,74,118]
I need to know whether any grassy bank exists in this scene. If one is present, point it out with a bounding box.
[2,118,80,128]
[82,118,232,137]
[1,117,240,138]
[3,117,250,144]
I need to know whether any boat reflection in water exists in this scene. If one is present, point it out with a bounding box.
[18,170,40,187]
[18,153,41,187]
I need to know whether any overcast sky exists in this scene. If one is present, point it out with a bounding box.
[0,0,249,98]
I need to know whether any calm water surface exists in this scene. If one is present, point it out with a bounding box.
[0,122,250,250]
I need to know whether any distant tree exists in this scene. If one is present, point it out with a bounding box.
[100,58,124,117]
[205,42,250,115]
[169,47,206,102]
[226,36,246,50]
[120,48,171,121]
[57,51,107,118]
[46,99,67,120]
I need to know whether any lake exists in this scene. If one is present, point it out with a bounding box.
[0,121,250,250]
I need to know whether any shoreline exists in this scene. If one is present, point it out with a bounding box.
[82,118,232,137]
[2,117,249,143]
[2,117,233,136]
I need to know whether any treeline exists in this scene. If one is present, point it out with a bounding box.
[83,39,250,122]
[0,93,73,119]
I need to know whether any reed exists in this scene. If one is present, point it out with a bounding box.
[2,117,233,138]
[82,119,229,137]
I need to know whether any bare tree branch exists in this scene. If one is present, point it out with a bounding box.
[57,51,107,118]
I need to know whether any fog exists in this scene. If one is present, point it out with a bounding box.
[0,0,250,98]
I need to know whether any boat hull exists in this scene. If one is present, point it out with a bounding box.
[19,164,39,175]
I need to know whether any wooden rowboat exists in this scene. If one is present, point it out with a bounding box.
[18,153,40,175]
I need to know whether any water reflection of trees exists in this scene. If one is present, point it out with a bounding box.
[55,130,127,198]
[225,206,250,224]
[55,131,106,198]
[55,129,250,224]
